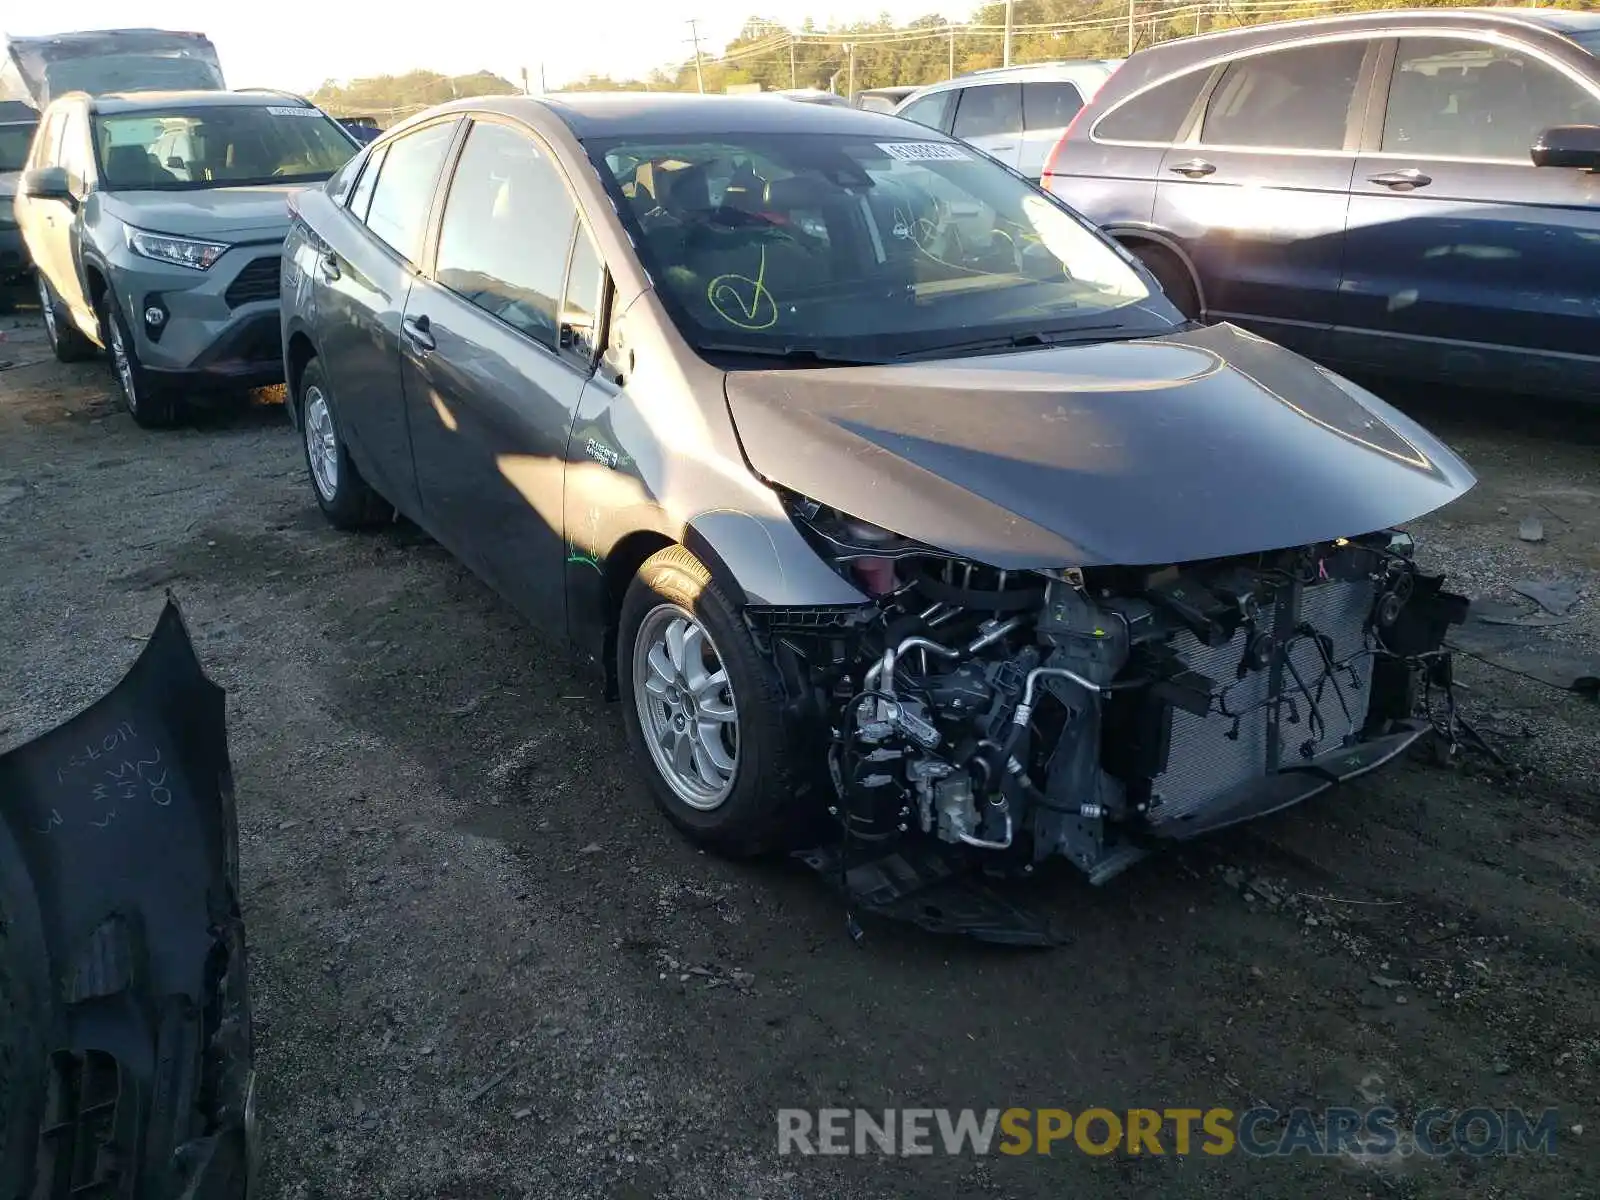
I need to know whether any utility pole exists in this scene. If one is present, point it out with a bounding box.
[539,63,547,93]
[1127,0,1136,55]
[1003,0,1014,67]
[687,18,706,94]
[948,24,956,78]
[845,41,855,102]
[789,35,797,88]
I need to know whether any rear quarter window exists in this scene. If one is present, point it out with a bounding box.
[898,91,954,132]
[1093,69,1211,143]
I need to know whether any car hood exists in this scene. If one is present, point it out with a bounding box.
[101,183,304,239]
[723,321,1476,569]
[0,599,255,1196]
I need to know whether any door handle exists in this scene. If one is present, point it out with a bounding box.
[317,250,340,281]
[401,314,435,354]
[1368,169,1431,190]
[1168,158,1216,178]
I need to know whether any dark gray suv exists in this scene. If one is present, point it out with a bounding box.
[1043,7,1600,402]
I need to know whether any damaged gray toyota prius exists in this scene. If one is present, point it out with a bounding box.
[280,94,1474,925]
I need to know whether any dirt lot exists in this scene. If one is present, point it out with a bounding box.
[2,308,1598,1200]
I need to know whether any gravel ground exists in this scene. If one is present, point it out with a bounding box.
[2,308,1598,1200]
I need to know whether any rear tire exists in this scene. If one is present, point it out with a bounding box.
[36,272,95,363]
[102,294,181,428]
[1129,242,1202,321]
[619,545,808,857]
[299,357,392,530]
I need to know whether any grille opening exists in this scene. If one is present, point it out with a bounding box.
[224,256,281,309]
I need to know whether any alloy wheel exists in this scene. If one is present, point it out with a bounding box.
[108,314,138,412]
[304,385,340,501]
[632,603,739,810]
[37,277,57,345]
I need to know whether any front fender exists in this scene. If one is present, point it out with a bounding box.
[684,507,869,609]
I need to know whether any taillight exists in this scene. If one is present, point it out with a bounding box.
[1041,104,1091,184]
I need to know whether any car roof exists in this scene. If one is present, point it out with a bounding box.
[86,90,314,114]
[439,92,941,139]
[913,60,1119,91]
[1122,4,1600,59]
[1087,6,1600,121]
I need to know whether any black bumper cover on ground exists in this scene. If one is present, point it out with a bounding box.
[0,598,254,1199]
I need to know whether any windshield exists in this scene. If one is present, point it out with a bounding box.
[586,132,1159,360]
[94,106,355,190]
[0,122,35,172]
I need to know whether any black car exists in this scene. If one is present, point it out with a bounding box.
[339,116,381,145]
[280,94,1472,887]
[0,99,38,293]
[1042,7,1600,402]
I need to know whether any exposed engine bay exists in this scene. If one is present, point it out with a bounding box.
[755,496,1469,911]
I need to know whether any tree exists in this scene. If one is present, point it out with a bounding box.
[311,70,518,123]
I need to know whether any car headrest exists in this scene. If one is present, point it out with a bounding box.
[106,144,161,182]
[661,162,710,212]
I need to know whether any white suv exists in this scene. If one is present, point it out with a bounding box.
[895,61,1122,180]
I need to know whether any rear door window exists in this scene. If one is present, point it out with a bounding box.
[1382,37,1600,160]
[952,84,1024,139]
[1201,41,1368,151]
[1022,82,1084,131]
[360,119,458,263]
[1095,70,1210,143]
[897,90,954,132]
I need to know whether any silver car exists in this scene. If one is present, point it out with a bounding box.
[895,60,1123,180]
[14,88,355,425]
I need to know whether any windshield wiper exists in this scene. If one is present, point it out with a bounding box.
[892,323,1132,361]
[696,342,885,367]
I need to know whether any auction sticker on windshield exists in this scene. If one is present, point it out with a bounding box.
[266,106,322,117]
[877,142,972,162]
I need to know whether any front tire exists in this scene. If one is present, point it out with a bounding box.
[37,273,95,363]
[102,294,181,427]
[619,546,806,857]
[299,357,392,530]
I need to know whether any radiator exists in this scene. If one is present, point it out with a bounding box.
[1146,578,1377,827]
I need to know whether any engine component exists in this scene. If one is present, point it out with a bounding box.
[799,533,1464,886]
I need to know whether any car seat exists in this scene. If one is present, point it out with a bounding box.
[104,144,177,186]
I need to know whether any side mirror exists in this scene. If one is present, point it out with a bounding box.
[23,165,77,208]
[1531,125,1600,170]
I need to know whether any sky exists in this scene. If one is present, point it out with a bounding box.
[5,0,971,93]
